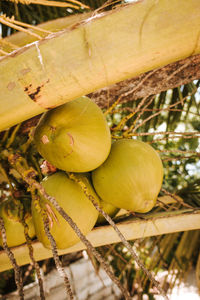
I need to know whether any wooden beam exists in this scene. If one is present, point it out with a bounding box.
[0,210,199,272]
[0,0,200,131]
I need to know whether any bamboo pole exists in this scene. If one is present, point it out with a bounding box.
[0,210,199,272]
[3,14,200,109]
[0,0,200,131]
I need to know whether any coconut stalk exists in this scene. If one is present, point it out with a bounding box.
[0,217,24,299]
[0,0,200,131]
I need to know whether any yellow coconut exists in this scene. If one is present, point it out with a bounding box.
[31,172,99,249]
[92,139,163,213]
[34,96,111,172]
[0,199,35,248]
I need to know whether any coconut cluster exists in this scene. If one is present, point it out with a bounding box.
[0,96,163,250]
[31,95,164,250]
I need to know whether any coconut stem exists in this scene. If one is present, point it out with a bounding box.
[68,172,169,300]
[32,191,74,300]
[0,162,16,197]
[126,95,156,135]
[161,189,193,209]
[43,215,74,300]
[39,191,131,300]
[6,123,22,148]
[0,217,24,300]
[20,210,46,300]
[112,95,154,133]
[9,153,132,300]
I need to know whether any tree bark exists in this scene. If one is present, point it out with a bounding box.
[90,54,200,108]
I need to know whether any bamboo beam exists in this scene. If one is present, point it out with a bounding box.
[0,0,200,131]
[3,14,200,108]
[0,210,199,272]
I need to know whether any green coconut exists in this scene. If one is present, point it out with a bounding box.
[92,139,163,213]
[96,200,119,226]
[0,199,35,248]
[34,96,111,172]
[31,172,99,249]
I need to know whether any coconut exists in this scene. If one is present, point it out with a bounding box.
[34,96,111,172]
[31,172,99,249]
[92,139,163,213]
[0,199,35,248]
[96,200,119,226]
